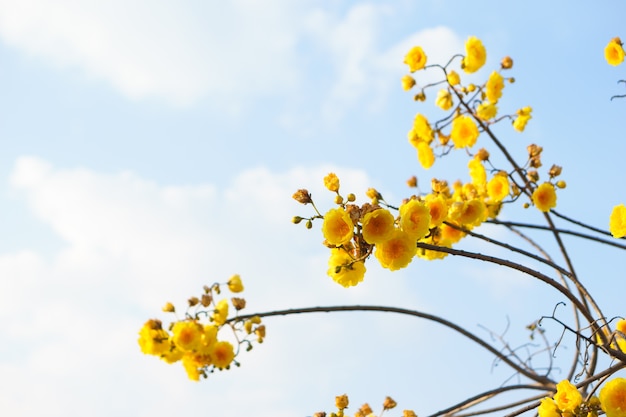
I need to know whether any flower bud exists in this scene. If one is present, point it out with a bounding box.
[162,302,175,313]
[501,56,513,69]
[335,394,349,409]
[231,297,246,310]
[292,189,312,204]
[383,396,397,410]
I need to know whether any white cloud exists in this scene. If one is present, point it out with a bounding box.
[1,157,435,417]
[0,1,463,120]
[0,0,304,106]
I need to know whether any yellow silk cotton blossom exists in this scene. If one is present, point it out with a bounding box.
[513,106,532,132]
[532,182,557,212]
[404,46,427,72]
[435,89,453,110]
[399,199,431,240]
[416,141,435,169]
[600,378,626,417]
[227,274,244,293]
[468,158,487,187]
[324,173,340,192]
[138,320,170,356]
[485,71,505,103]
[451,115,479,148]
[476,102,498,120]
[606,37,625,66]
[362,208,395,244]
[462,36,487,73]
[610,204,626,238]
[322,207,354,246]
[425,195,449,227]
[374,229,417,271]
[401,75,416,91]
[537,398,560,417]
[487,173,509,202]
[172,320,204,352]
[412,113,434,142]
[553,380,583,413]
[447,70,461,86]
[212,299,229,326]
[327,248,366,287]
[211,341,235,369]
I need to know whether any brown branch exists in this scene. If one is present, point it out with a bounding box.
[231,305,554,386]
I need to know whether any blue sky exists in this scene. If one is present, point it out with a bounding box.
[2,1,626,416]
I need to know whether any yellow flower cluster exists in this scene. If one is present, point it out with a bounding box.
[312,394,414,417]
[138,275,265,381]
[537,378,626,417]
[292,39,574,285]
[402,37,532,172]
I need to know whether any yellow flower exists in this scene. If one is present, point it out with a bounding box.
[227,274,244,293]
[211,340,235,369]
[610,204,626,238]
[327,248,365,287]
[416,141,435,169]
[324,173,340,192]
[412,113,434,142]
[199,324,218,354]
[600,378,626,417]
[487,173,509,202]
[439,222,465,245]
[213,299,229,326]
[425,194,449,227]
[435,89,453,111]
[447,70,461,86]
[485,71,504,103]
[468,158,487,187]
[374,229,417,271]
[172,320,204,352]
[401,75,416,90]
[513,106,532,132]
[138,319,170,356]
[462,36,487,73]
[400,199,431,240]
[457,199,486,226]
[451,115,479,148]
[362,208,395,244]
[606,37,625,66]
[554,380,583,412]
[404,46,427,72]
[532,182,557,212]
[537,397,560,417]
[476,102,498,120]
[322,207,354,246]
[182,353,202,381]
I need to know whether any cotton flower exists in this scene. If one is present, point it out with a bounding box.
[404,46,427,72]
[362,208,395,244]
[322,207,354,246]
[606,37,625,66]
[532,182,557,212]
[451,115,479,148]
[610,204,626,238]
[374,229,417,270]
[462,36,487,73]
[600,378,626,417]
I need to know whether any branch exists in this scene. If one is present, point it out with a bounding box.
[231,305,554,386]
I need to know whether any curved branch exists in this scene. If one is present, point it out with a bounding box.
[414,242,595,325]
[486,219,626,251]
[231,305,554,386]
[428,384,548,417]
[444,221,572,278]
